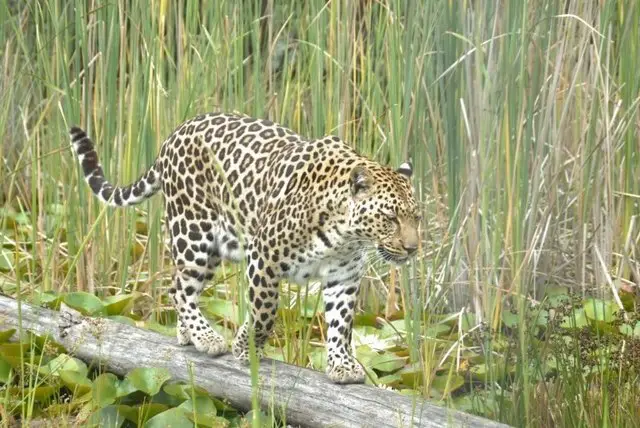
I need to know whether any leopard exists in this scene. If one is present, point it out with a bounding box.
[70,112,420,384]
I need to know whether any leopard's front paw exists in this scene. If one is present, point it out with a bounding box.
[231,338,264,364]
[326,357,366,384]
[176,322,191,346]
[191,329,227,356]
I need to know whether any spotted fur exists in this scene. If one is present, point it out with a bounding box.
[70,113,420,384]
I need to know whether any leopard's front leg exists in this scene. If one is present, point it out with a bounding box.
[323,280,365,384]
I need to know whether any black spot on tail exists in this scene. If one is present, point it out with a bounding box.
[70,126,161,207]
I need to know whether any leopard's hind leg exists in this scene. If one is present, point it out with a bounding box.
[167,217,227,356]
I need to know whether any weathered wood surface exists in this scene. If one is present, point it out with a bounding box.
[0,296,510,428]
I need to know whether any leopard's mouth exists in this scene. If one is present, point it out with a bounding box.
[377,246,409,265]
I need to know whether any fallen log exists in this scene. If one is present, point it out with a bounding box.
[0,296,509,428]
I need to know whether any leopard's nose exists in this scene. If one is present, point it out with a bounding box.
[403,244,418,255]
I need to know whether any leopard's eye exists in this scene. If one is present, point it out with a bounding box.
[415,214,423,222]
[383,211,398,223]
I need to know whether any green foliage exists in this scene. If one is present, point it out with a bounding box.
[1,0,640,426]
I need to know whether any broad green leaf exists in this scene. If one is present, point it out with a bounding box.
[179,396,217,425]
[368,352,406,373]
[0,342,30,359]
[64,292,106,316]
[397,365,424,387]
[560,308,589,329]
[108,315,137,326]
[532,309,549,326]
[354,312,378,327]
[308,347,327,371]
[547,293,571,308]
[377,373,402,387]
[60,370,92,395]
[583,298,616,323]
[355,345,378,367]
[93,373,119,408]
[115,377,138,397]
[431,373,465,396]
[145,321,176,337]
[188,415,230,428]
[379,318,408,338]
[88,405,125,428]
[8,385,58,401]
[103,294,137,316]
[451,394,475,413]
[501,311,519,328]
[243,410,269,428]
[126,367,172,396]
[0,329,16,343]
[469,359,513,382]
[163,382,210,400]
[117,403,170,426]
[424,324,452,338]
[39,353,88,377]
[25,331,67,354]
[33,292,63,309]
[545,285,569,297]
[164,383,237,416]
[144,407,193,428]
[620,321,640,337]
[0,356,12,383]
[206,299,240,325]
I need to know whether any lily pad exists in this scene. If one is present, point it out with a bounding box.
[39,353,88,377]
[117,403,170,426]
[560,308,589,329]
[377,373,402,388]
[0,329,16,343]
[116,377,139,398]
[88,405,126,428]
[619,321,640,338]
[108,315,137,326]
[0,356,12,383]
[143,407,192,428]
[424,323,452,338]
[60,370,92,395]
[206,299,240,325]
[308,347,327,371]
[583,298,617,323]
[64,292,106,316]
[179,396,217,420]
[103,294,137,316]
[93,373,119,408]
[431,373,465,396]
[126,367,172,396]
[368,352,407,373]
[501,311,520,328]
[397,364,424,387]
[163,382,210,400]
[8,385,58,402]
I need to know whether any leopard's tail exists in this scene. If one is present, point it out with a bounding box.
[70,126,161,207]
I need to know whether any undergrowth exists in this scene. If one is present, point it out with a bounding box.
[1,0,639,427]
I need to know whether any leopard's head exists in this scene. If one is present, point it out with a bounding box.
[348,162,421,264]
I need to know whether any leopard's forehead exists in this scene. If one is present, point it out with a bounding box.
[370,168,418,213]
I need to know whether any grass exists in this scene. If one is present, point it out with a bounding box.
[1,0,640,427]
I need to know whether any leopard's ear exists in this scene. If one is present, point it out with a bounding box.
[397,162,413,179]
[350,165,373,196]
